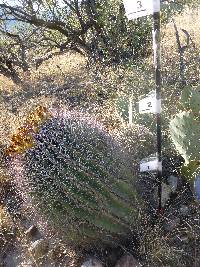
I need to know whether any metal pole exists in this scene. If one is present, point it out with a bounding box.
[152,11,162,213]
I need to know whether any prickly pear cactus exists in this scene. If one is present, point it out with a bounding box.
[7,107,139,245]
[180,85,200,114]
[169,111,200,164]
[170,85,200,183]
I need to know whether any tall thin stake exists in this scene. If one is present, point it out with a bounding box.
[152,11,162,213]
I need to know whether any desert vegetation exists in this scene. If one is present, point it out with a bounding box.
[0,1,200,266]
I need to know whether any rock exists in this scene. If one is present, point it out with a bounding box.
[167,175,178,193]
[3,248,22,267]
[161,182,172,207]
[81,258,104,267]
[179,205,189,216]
[194,174,200,201]
[163,216,181,232]
[114,254,141,267]
[24,225,38,238]
[29,239,48,259]
[179,234,189,243]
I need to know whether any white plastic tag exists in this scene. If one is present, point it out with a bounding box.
[123,0,160,20]
[139,91,161,114]
[140,157,162,172]
[139,96,161,114]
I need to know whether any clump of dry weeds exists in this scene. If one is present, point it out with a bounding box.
[162,7,200,86]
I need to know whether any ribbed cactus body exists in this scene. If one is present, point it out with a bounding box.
[10,108,139,244]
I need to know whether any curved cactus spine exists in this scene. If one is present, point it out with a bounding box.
[9,107,140,244]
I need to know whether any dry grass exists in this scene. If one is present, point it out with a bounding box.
[0,205,13,231]
[0,7,199,145]
[0,205,15,259]
[162,7,200,86]
[0,53,88,143]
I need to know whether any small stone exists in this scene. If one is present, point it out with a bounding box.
[194,174,200,201]
[179,235,189,243]
[161,182,172,207]
[163,216,181,232]
[29,239,48,259]
[24,225,38,238]
[114,254,141,267]
[179,205,189,216]
[167,175,178,193]
[81,258,104,267]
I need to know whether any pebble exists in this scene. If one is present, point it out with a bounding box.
[167,175,178,193]
[179,205,189,216]
[114,254,142,267]
[24,225,38,238]
[81,258,104,267]
[163,216,181,232]
[194,174,200,201]
[161,182,172,207]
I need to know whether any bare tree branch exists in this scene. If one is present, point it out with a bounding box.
[172,18,187,87]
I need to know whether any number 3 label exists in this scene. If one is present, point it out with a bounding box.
[137,1,142,9]
[123,0,160,20]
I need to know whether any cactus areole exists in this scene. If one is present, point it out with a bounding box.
[8,107,139,245]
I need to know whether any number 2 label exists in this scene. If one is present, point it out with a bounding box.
[147,102,152,108]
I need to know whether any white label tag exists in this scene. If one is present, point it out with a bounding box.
[139,96,161,114]
[123,0,160,20]
[140,157,162,172]
[139,91,161,114]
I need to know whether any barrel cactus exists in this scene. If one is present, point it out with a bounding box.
[169,85,200,188]
[7,106,139,244]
